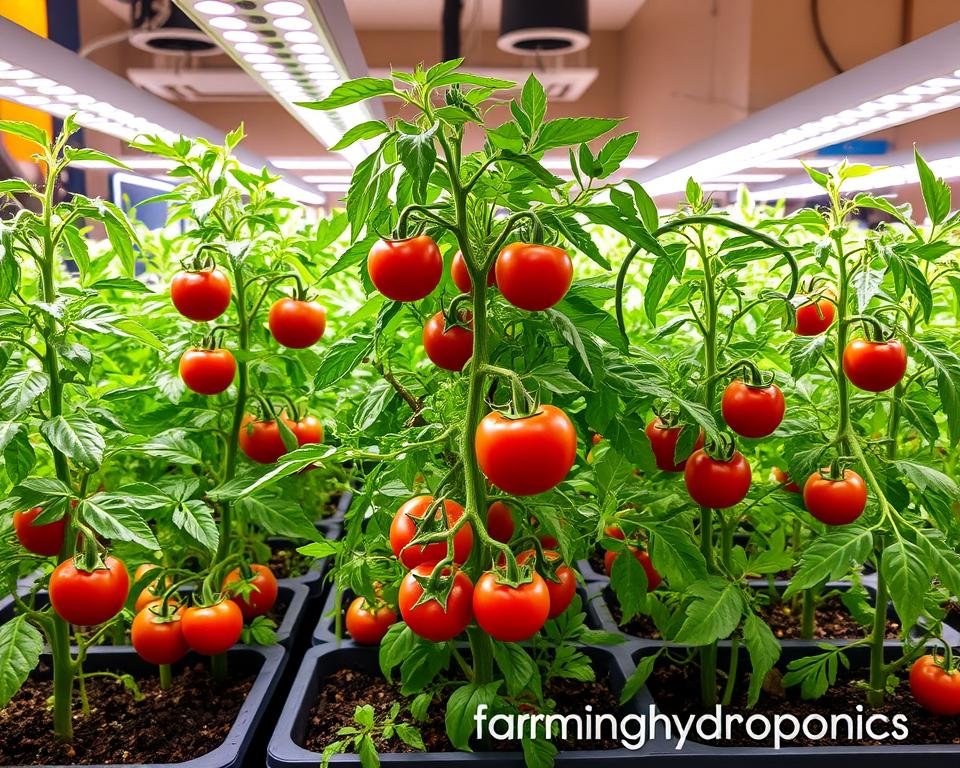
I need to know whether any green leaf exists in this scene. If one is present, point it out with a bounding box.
[40,414,105,470]
[80,493,160,549]
[620,653,657,704]
[430,72,515,90]
[379,623,415,682]
[783,527,873,598]
[533,117,619,153]
[0,120,48,149]
[357,733,379,768]
[789,334,828,379]
[425,58,464,84]
[0,179,35,197]
[623,180,659,232]
[880,539,928,632]
[596,133,638,178]
[64,147,130,170]
[610,549,648,619]
[491,642,537,696]
[893,460,960,497]
[915,147,950,224]
[300,78,396,110]
[173,499,219,553]
[0,370,49,418]
[331,120,390,152]
[917,531,960,599]
[499,150,564,187]
[315,333,374,391]
[674,580,743,645]
[644,243,685,325]
[396,124,437,203]
[520,74,547,133]
[648,524,708,587]
[743,612,780,706]
[802,162,830,189]
[394,724,425,750]
[445,681,501,751]
[236,495,320,541]
[0,616,42,707]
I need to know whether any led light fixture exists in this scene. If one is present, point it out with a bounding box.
[174,0,384,166]
[0,16,324,205]
[636,21,960,196]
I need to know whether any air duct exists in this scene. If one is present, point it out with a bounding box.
[497,0,589,56]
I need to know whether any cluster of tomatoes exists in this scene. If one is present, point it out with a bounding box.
[374,495,577,645]
[366,235,573,372]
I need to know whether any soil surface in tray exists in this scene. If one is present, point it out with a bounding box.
[0,662,255,765]
[268,541,315,579]
[605,592,900,641]
[302,666,623,754]
[648,660,960,747]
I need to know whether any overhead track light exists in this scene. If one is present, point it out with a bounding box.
[635,21,960,196]
[0,16,324,205]
[174,0,384,166]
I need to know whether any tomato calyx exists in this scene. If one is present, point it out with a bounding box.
[180,242,225,273]
[701,432,738,463]
[484,364,542,420]
[407,562,463,611]
[844,312,896,343]
[817,456,855,482]
[718,358,776,389]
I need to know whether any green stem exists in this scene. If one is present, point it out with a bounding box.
[721,636,739,706]
[833,236,851,452]
[159,664,172,690]
[801,589,815,640]
[867,539,888,708]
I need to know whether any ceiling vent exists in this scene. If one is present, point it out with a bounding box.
[498,0,590,56]
[127,0,220,57]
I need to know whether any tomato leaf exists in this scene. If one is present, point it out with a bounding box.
[396,124,437,203]
[915,147,951,224]
[596,132,638,178]
[330,120,390,152]
[0,370,49,418]
[80,493,160,549]
[491,641,537,696]
[674,579,744,645]
[40,414,105,470]
[880,538,929,632]
[172,499,220,553]
[445,681,501,751]
[299,78,396,110]
[0,120,48,149]
[610,549,648,619]
[783,527,873,598]
[379,623,415,682]
[648,523,708,587]
[743,612,780,706]
[532,117,619,153]
[315,333,374,391]
[0,616,42,708]
[619,652,657,704]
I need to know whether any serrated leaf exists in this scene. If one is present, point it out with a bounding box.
[532,117,619,153]
[445,681,501,751]
[880,539,928,632]
[674,582,743,645]
[315,333,373,391]
[80,493,159,549]
[743,612,780,706]
[300,78,395,110]
[783,527,873,598]
[40,414,104,470]
[330,120,389,151]
[0,616,42,707]
[172,499,219,553]
[0,370,49,418]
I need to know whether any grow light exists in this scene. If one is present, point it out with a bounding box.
[749,141,960,200]
[635,21,960,196]
[0,17,324,205]
[174,0,383,166]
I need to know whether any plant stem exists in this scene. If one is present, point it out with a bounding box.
[868,537,888,707]
[721,636,739,706]
[159,664,172,690]
[801,589,815,640]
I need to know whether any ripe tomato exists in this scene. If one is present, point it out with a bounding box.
[367,236,442,302]
[292,415,324,446]
[516,549,576,618]
[181,600,244,655]
[794,298,835,336]
[223,564,279,620]
[238,414,295,464]
[803,469,867,525]
[133,563,171,613]
[495,243,573,311]
[171,268,231,322]
[49,555,129,626]
[345,596,397,644]
[485,501,515,543]
[390,496,473,568]
[179,348,236,395]
[475,405,576,496]
[603,548,662,590]
[842,338,907,392]
[591,434,603,446]
[13,506,66,557]
[473,570,550,641]
[131,603,189,665]
[268,297,326,349]
[398,564,473,642]
[772,467,801,493]
[910,655,960,715]
[721,380,785,439]
[451,250,495,293]
[603,525,625,543]
[645,418,704,472]
[422,312,473,372]
[684,449,752,509]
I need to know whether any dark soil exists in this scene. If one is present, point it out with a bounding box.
[267,540,315,579]
[606,595,662,640]
[648,658,960,747]
[302,666,624,754]
[758,595,900,640]
[586,551,607,578]
[0,662,255,765]
[266,597,289,628]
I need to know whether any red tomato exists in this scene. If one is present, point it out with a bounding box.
[721,380,785,439]
[223,564,279,620]
[794,298,835,336]
[181,600,244,655]
[772,467,801,493]
[345,596,397,644]
[684,449,752,509]
[475,405,576,496]
[422,311,473,372]
[591,434,603,446]
[133,563,171,613]
[367,236,442,302]
[179,348,236,395]
[171,268,231,322]
[603,525,625,543]
[49,555,130,626]
[398,564,473,642]
[803,469,867,525]
[390,496,473,568]
[495,243,572,311]
[13,506,66,557]
[238,414,296,464]
[603,547,662,591]
[910,655,960,715]
[517,549,576,618]
[645,418,704,472]
[485,501,515,543]
[451,250,495,293]
[292,415,324,446]
[268,297,326,349]
[842,338,908,392]
[473,570,550,642]
[131,603,189,665]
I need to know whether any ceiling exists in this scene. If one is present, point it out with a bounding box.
[343,0,647,32]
